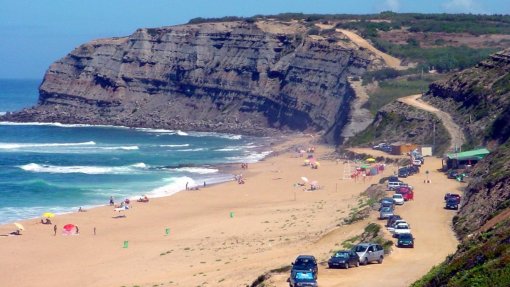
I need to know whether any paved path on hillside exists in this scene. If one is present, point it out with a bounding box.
[398,94,465,152]
[269,157,461,287]
[336,29,405,70]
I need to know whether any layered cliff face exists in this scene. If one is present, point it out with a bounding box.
[425,49,510,147]
[3,20,383,142]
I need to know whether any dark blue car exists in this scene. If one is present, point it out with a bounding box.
[328,250,360,269]
[291,255,318,274]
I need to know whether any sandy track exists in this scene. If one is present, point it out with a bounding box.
[270,157,461,287]
[337,29,404,70]
[341,79,374,140]
[399,94,465,151]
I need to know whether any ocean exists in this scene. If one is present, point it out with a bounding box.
[0,79,271,224]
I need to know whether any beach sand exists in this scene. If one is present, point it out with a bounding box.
[0,137,458,287]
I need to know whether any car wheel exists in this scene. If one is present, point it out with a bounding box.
[328,264,332,269]
[344,262,349,269]
[364,258,368,265]
[378,256,384,264]
[355,260,360,267]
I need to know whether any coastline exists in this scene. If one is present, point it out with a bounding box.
[0,134,461,287]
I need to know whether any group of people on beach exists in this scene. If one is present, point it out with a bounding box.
[234,173,245,184]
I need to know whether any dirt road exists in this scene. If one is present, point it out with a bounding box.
[269,157,461,287]
[399,94,465,151]
[336,29,405,70]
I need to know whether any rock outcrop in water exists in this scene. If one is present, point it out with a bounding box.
[2,20,384,142]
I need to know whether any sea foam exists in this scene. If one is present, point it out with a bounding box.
[19,162,148,175]
[0,141,96,149]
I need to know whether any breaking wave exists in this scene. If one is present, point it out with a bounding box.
[18,162,148,175]
[0,141,96,149]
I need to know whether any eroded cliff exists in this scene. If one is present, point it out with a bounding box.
[3,20,384,142]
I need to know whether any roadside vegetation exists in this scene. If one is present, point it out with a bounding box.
[363,74,441,115]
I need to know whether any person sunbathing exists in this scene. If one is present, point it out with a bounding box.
[137,195,149,202]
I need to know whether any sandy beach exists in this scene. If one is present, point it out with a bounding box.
[0,136,459,287]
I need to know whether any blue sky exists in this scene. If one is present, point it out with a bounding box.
[0,0,509,79]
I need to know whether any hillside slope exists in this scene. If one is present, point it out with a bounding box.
[412,50,510,287]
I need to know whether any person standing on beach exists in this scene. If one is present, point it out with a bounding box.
[186,182,189,190]
[203,181,206,187]
[53,225,57,236]
[75,226,79,234]
[109,196,114,206]
[94,227,96,236]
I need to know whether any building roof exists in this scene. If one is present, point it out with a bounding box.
[446,148,490,161]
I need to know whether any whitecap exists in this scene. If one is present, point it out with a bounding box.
[173,167,219,174]
[148,176,196,197]
[187,131,242,140]
[159,144,190,147]
[101,146,139,151]
[176,130,189,136]
[175,148,207,152]
[226,150,273,163]
[0,141,96,149]
[18,163,146,175]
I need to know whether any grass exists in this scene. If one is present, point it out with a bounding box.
[365,76,440,115]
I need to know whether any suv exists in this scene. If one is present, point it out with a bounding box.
[288,270,317,287]
[386,215,402,227]
[291,255,318,275]
[353,243,384,265]
[387,181,403,190]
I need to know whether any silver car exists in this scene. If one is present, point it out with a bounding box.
[353,243,384,265]
[379,206,394,219]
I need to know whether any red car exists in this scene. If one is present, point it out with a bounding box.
[396,186,414,201]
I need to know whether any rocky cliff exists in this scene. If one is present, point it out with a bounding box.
[2,20,384,142]
[425,49,510,148]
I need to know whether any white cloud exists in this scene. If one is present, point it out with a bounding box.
[442,0,484,13]
[384,0,400,11]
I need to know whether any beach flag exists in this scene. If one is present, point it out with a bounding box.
[230,211,234,218]
[123,240,129,248]
[165,228,170,235]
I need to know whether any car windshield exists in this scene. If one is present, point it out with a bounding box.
[393,195,402,198]
[396,225,408,229]
[381,207,392,212]
[333,252,349,258]
[294,272,314,280]
[295,258,314,266]
[399,234,412,239]
[354,245,368,252]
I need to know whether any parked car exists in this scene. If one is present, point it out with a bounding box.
[392,223,411,237]
[396,186,414,201]
[398,167,410,178]
[412,159,422,166]
[291,255,318,275]
[408,165,420,174]
[392,194,404,205]
[387,219,408,232]
[288,270,317,287]
[397,233,415,248]
[388,181,403,190]
[379,206,394,219]
[379,197,395,210]
[447,170,459,179]
[328,250,360,269]
[352,243,384,265]
[373,143,387,150]
[444,193,461,201]
[445,197,460,210]
[387,176,400,183]
[386,215,402,227]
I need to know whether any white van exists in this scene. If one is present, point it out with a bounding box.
[387,181,403,190]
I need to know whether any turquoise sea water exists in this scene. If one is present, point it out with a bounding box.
[0,79,271,224]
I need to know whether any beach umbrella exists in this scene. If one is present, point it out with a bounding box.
[42,212,55,218]
[366,158,376,162]
[315,162,320,166]
[63,224,75,231]
[14,222,24,230]
[301,176,309,183]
